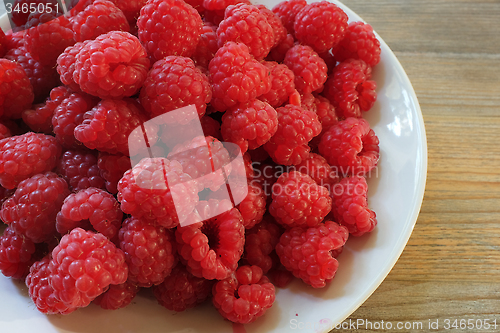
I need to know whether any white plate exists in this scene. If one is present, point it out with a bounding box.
[0,1,427,332]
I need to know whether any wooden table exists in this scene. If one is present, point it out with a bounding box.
[335,0,500,331]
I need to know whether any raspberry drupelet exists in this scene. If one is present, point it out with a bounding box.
[93,281,140,310]
[0,58,34,119]
[97,152,132,194]
[243,215,282,273]
[57,150,106,192]
[258,61,296,108]
[0,226,36,279]
[333,21,381,67]
[271,0,307,36]
[284,44,328,95]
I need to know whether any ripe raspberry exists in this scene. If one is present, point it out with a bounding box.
[153,263,214,312]
[137,0,203,61]
[235,181,266,229]
[0,132,62,189]
[258,61,295,108]
[276,221,349,288]
[10,0,60,27]
[212,265,275,323]
[323,59,377,118]
[52,92,99,149]
[217,4,274,61]
[0,58,34,119]
[139,56,211,120]
[318,117,380,176]
[0,172,69,243]
[97,152,131,194]
[73,31,150,99]
[93,281,140,310]
[71,0,130,42]
[0,226,36,279]
[330,176,377,236]
[295,153,339,189]
[333,21,381,67]
[117,158,199,227]
[111,0,148,24]
[308,94,338,147]
[118,216,177,287]
[175,208,245,280]
[56,41,90,92]
[256,4,286,47]
[56,187,123,239]
[294,1,348,53]
[192,23,218,69]
[284,44,328,95]
[269,171,331,228]
[57,150,106,192]
[263,104,321,165]
[5,31,26,50]
[209,42,271,111]
[48,228,128,308]
[266,33,294,63]
[271,0,306,36]
[243,215,281,273]
[221,99,278,153]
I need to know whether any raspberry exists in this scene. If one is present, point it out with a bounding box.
[111,0,148,24]
[57,150,106,192]
[74,99,149,155]
[266,33,294,63]
[217,4,274,61]
[153,263,214,312]
[269,171,331,228]
[48,228,128,308]
[5,31,26,50]
[333,21,381,67]
[212,265,275,323]
[275,221,349,288]
[97,152,132,194]
[235,181,266,229]
[117,158,199,227]
[258,61,295,108]
[71,0,130,42]
[284,44,328,95]
[52,92,99,149]
[118,216,177,287]
[0,172,69,243]
[243,215,281,273]
[175,208,245,280]
[0,226,36,279]
[10,0,59,27]
[93,281,140,310]
[192,23,218,69]
[263,104,321,165]
[56,41,90,92]
[73,31,150,99]
[323,59,377,118]
[256,4,286,47]
[318,117,380,176]
[25,255,76,314]
[209,42,271,111]
[221,99,278,153]
[294,1,348,53]
[137,0,203,61]
[0,58,34,119]
[56,187,123,239]
[308,94,338,147]
[0,132,62,189]
[271,0,306,36]
[295,153,339,189]
[139,56,211,120]
[330,176,377,236]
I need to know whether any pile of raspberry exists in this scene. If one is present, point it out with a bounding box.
[0,0,382,325]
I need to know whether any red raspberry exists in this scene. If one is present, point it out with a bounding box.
[330,176,377,236]
[73,31,150,99]
[294,1,348,53]
[0,172,69,243]
[176,208,245,280]
[284,44,328,95]
[221,99,278,153]
[209,42,271,111]
[323,59,377,118]
[111,0,148,24]
[192,23,218,69]
[137,0,203,61]
[56,41,90,92]
[48,228,128,308]
[0,132,62,189]
[9,0,59,27]
[117,158,199,227]
[217,4,274,61]
[118,216,177,287]
[235,181,266,229]
[269,171,331,228]
[295,153,339,189]
[333,21,381,67]
[266,33,294,63]
[0,58,34,119]
[153,263,214,312]
[212,265,275,323]
[309,94,338,147]
[57,150,106,192]
[71,0,130,42]
[275,221,349,288]
[256,4,286,47]
[25,255,76,314]
[0,226,36,279]
[52,92,99,150]
[258,61,295,108]
[56,187,123,239]
[264,104,321,165]
[5,31,26,50]
[318,117,380,176]
[97,152,132,194]
[139,56,211,120]
[93,281,140,310]
[271,0,306,36]
[243,215,281,273]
